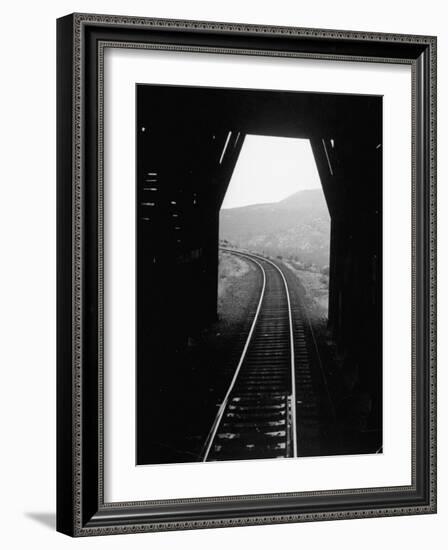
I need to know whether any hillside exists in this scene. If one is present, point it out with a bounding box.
[219,189,330,269]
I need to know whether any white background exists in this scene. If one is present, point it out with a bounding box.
[0,0,445,548]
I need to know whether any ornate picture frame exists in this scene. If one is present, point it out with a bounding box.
[57,13,436,536]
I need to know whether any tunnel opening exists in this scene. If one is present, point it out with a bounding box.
[218,134,330,323]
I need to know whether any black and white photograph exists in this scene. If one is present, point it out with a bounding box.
[136,84,382,465]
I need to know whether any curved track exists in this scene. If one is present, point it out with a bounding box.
[202,249,300,462]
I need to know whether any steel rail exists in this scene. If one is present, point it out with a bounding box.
[201,251,266,462]
[202,248,297,461]
[239,251,298,458]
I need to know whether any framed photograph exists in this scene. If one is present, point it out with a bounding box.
[56,13,437,536]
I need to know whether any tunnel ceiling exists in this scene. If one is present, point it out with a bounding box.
[137,84,381,141]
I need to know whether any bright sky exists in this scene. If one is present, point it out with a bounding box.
[221,135,321,210]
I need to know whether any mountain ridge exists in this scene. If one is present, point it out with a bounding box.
[219,188,330,269]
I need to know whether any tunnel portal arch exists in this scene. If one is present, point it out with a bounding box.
[136,84,382,437]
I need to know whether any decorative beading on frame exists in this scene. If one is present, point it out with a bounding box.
[72,13,83,534]
[428,36,437,514]
[74,12,435,45]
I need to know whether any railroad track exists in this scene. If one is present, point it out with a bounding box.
[202,249,320,462]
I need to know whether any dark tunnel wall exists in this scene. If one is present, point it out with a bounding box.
[136,84,382,440]
[136,120,243,348]
[311,131,383,434]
